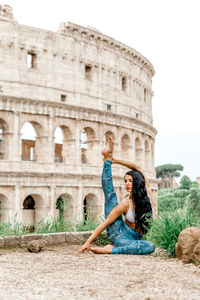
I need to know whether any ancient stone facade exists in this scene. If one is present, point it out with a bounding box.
[0,5,158,226]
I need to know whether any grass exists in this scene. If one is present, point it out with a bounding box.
[34,215,101,234]
[0,213,102,237]
[0,216,29,236]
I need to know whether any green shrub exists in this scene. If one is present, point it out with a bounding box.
[145,206,200,257]
[186,188,200,216]
[179,175,192,190]
[158,196,186,212]
[173,189,190,198]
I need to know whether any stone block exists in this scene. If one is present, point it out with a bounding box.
[43,233,66,245]
[4,236,21,247]
[21,234,44,247]
[0,237,4,248]
[65,231,93,245]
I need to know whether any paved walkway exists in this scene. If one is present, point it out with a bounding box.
[0,245,200,300]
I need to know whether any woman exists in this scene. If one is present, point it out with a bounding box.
[78,136,155,255]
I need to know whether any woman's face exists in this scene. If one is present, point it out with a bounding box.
[124,174,133,192]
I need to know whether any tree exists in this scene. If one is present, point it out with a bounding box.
[191,181,198,188]
[155,164,184,188]
[180,175,191,190]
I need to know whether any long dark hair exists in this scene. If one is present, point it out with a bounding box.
[125,169,152,234]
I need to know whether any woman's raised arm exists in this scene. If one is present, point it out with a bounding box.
[112,157,152,202]
[112,157,143,173]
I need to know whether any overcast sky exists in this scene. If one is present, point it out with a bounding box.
[2,0,200,180]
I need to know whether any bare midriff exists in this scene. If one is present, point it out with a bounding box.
[125,218,136,230]
[125,219,143,234]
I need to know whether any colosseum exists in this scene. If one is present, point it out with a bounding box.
[0,4,158,227]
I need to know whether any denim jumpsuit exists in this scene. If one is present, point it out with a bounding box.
[102,160,155,255]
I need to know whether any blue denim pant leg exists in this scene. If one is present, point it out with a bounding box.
[112,240,156,255]
[101,161,142,245]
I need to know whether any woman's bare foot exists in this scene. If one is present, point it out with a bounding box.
[90,244,113,254]
[102,136,114,161]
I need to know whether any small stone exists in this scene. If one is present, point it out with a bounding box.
[27,239,47,253]
[27,236,52,253]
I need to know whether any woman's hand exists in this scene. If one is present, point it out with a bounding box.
[77,241,91,254]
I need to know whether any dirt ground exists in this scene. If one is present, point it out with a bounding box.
[0,244,199,300]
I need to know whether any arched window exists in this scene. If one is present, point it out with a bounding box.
[83,193,99,222]
[122,76,127,91]
[56,196,64,221]
[81,129,87,164]
[20,122,36,161]
[56,193,73,222]
[23,195,35,209]
[121,134,130,159]
[54,127,63,162]
[81,127,96,164]
[104,131,114,145]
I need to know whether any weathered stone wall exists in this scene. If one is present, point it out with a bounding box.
[0,5,158,226]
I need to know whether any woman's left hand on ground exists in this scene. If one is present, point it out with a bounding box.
[77,241,91,253]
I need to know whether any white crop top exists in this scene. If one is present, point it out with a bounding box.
[125,200,135,223]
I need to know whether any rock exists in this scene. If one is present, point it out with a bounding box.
[27,236,52,253]
[175,227,200,265]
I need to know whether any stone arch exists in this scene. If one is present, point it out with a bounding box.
[22,193,45,226]
[20,121,44,161]
[103,130,115,151]
[0,118,9,160]
[83,193,99,221]
[121,133,131,159]
[55,193,73,222]
[135,137,142,165]
[0,193,10,222]
[54,125,72,163]
[81,127,96,164]
[145,140,150,169]
[105,131,115,143]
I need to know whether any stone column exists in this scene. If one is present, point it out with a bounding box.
[140,138,145,169]
[0,191,13,223]
[131,131,136,161]
[14,185,21,223]
[36,135,51,163]
[62,138,75,164]
[74,124,81,165]
[49,185,55,217]
[76,184,83,222]
[115,127,120,158]
[48,113,54,163]
[10,111,21,161]
[151,141,155,169]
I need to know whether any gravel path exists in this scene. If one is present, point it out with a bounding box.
[0,245,200,300]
